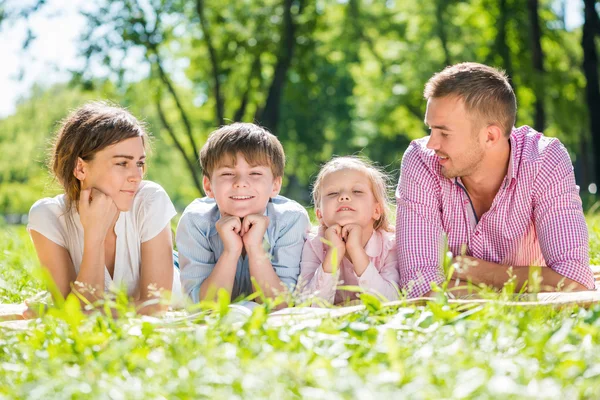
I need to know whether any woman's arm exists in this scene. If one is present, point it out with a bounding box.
[138,225,175,314]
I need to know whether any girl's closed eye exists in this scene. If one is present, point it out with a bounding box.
[116,161,127,167]
[327,192,339,197]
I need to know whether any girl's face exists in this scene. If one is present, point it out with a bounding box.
[75,136,145,211]
[316,168,381,230]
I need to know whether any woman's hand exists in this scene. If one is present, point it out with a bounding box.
[78,188,119,243]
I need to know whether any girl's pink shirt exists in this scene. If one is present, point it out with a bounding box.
[299,227,400,305]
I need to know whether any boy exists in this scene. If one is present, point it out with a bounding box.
[177,123,310,302]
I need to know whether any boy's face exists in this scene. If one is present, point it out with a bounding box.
[203,152,282,218]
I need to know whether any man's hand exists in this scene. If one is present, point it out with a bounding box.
[450,255,483,284]
[241,214,270,254]
[216,214,243,255]
[322,224,346,273]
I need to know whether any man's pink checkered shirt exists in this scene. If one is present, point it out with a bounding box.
[395,126,595,298]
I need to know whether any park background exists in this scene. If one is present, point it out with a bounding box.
[1,0,600,222]
[2,2,600,398]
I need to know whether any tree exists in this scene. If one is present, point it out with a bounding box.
[527,0,546,131]
[583,0,600,183]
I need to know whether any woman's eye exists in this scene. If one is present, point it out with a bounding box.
[353,190,363,194]
[327,192,338,196]
[117,162,127,167]
[136,162,145,168]
[440,132,449,138]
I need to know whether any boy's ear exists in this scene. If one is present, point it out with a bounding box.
[271,176,283,197]
[73,157,87,181]
[202,175,214,198]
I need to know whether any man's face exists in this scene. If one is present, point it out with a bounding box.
[424,96,485,179]
[203,152,282,218]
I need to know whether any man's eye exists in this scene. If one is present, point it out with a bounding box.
[221,172,233,176]
[440,132,449,137]
[250,172,263,176]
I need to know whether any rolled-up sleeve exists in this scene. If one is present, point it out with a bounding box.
[357,250,400,301]
[176,212,216,303]
[396,144,446,297]
[532,141,594,289]
[270,209,311,290]
[299,238,338,305]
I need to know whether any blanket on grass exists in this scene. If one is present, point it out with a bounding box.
[2,266,600,329]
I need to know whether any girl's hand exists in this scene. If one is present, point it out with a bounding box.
[78,188,119,243]
[341,224,362,248]
[341,224,369,272]
[322,224,346,273]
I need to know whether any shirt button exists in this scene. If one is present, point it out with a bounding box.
[475,231,480,236]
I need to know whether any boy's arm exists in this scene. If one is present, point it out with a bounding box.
[244,209,310,301]
[177,212,239,303]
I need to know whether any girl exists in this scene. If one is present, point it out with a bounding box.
[299,156,399,305]
[27,102,180,314]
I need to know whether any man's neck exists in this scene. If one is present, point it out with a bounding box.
[461,140,511,200]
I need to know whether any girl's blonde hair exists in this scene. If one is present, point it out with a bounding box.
[312,156,394,232]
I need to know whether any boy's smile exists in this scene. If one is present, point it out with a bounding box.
[203,152,282,218]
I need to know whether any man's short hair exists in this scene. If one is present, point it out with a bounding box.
[200,122,285,179]
[424,62,517,137]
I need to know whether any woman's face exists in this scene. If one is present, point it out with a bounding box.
[75,136,146,211]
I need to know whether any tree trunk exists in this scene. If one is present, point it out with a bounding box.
[497,0,516,94]
[527,0,545,131]
[583,0,600,184]
[256,0,303,134]
[435,1,452,67]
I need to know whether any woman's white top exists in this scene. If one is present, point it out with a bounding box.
[27,180,180,299]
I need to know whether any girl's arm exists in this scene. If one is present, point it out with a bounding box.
[138,225,175,314]
[355,248,401,302]
[29,231,78,298]
[299,240,338,306]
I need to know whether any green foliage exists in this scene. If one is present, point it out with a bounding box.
[2,220,600,397]
[1,1,599,214]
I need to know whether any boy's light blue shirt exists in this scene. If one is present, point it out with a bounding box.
[176,195,311,302]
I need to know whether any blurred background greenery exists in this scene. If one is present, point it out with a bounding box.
[1,0,599,219]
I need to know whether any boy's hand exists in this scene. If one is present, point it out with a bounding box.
[216,214,243,255]
[322,224,346,273]
[241,214,270,253]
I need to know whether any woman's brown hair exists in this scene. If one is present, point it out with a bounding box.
[51,101,147,211]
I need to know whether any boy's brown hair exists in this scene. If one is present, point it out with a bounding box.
[424,62,517,137]
[200,123,285,179]
[51,101,147,211]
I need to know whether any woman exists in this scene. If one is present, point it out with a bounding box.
[27,102,180,314]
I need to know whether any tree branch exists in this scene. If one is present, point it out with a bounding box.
[155,94,204,196]
[196,0,225,126]
[234,55,262,122]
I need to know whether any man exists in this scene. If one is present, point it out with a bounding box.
[396,62,595,297]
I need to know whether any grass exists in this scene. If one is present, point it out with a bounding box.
[2,219,600,398]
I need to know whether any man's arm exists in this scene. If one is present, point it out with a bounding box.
[530,140,595,290]
[396,143,446,298]
[450,256,587,293]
